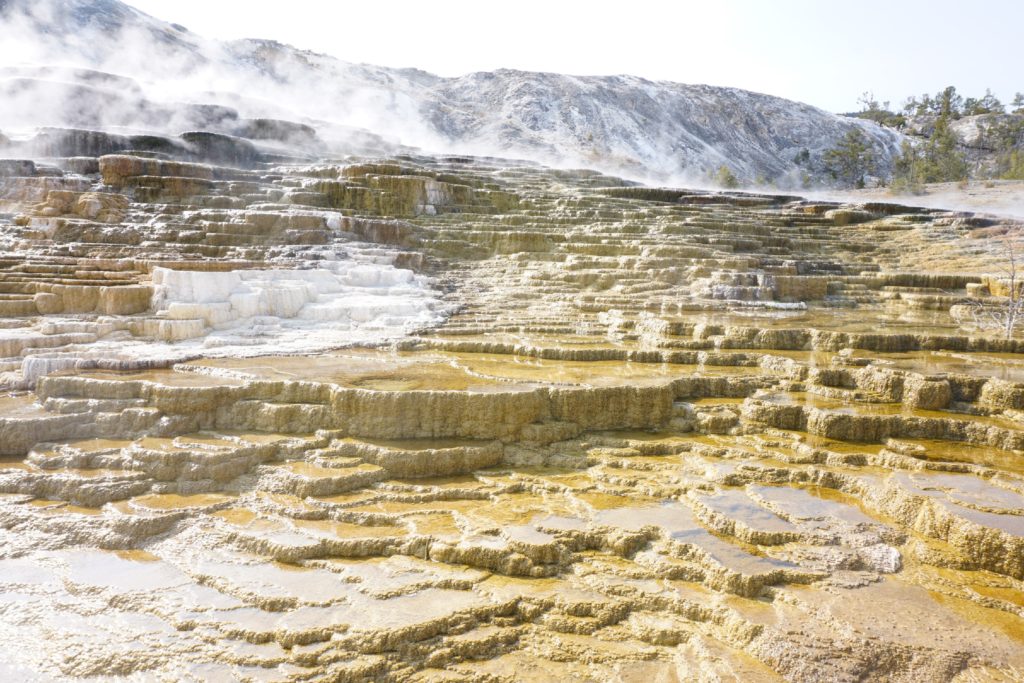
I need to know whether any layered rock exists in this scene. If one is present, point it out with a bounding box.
[1,143,1023,681]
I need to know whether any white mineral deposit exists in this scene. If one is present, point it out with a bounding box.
[1,0,1022,681]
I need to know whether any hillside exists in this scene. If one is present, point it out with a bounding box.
[0,0,903,185]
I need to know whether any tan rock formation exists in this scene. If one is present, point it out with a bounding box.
[1,151,1023,681]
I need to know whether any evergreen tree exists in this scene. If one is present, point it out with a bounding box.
[714,165,739,189]
[979,89,1004,113]
[1000,150,1024,180]
[928,115,969,180]
[891,112,968,188]
[891,140,925,193]
[854,91,904,128]
[963,89,1004,115]
[886,86,1020,185]
[905,93,935,115]
[938,86,964,118]
[823,128,875,188]
[989,116,1024,179]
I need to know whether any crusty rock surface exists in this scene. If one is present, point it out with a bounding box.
[0,144,1023,682]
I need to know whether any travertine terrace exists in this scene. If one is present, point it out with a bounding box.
[1,127,1024,681]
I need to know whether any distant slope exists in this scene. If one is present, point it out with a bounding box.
[424,70,902,181]
[0,0,904,185]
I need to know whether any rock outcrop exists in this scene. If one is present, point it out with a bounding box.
[0,0,905,185]
[0,137,1023,681]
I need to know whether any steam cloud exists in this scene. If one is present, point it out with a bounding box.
[0,0,450,155]
[1,0,1019,217]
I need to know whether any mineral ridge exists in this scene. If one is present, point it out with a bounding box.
[0,128,1023,681]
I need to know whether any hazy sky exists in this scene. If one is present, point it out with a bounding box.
[129,0,1020,113]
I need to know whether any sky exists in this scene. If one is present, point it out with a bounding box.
[126,0,1022,113]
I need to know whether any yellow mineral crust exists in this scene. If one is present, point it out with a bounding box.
[0,154,1023,681]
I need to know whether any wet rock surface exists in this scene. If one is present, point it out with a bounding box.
[1,146,1024,681]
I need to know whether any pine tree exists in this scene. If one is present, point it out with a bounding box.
[963,89,1004,116]
[891,112,968,188]
[990,116,1024,179]
[1001,150,1024,180]
[938,86,964,118]
[891,140,925,193]
[715,165,739,189]
[928,115,969,181]
[854,92,903,128]
[823,128,875,188]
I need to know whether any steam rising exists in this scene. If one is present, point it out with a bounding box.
[2,0,1019,219]
[0,0,448,154]
[812,182,1024,221]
